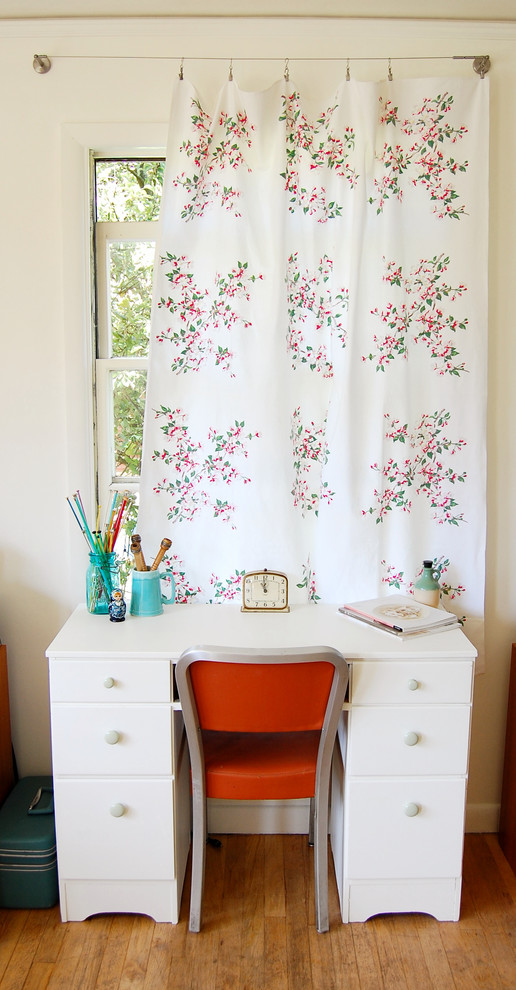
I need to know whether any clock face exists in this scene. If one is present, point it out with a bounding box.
[242,570,290,612]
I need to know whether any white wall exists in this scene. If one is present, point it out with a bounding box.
[0,13,515,830]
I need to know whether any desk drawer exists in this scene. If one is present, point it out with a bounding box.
[346,778,466,880]
[350,660,473,706]
[54,778,174,880]
[49,659,171,704]
[51,705,172,775]
[347,706,471,776]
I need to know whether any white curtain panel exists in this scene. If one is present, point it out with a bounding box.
[139,72,489,628]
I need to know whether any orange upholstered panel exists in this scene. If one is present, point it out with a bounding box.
[189,660,334,733]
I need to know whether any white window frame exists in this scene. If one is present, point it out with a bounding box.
[94,216,159,500]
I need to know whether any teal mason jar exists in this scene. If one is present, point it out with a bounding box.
[86,551,119,614]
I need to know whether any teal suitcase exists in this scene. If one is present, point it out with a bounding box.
[0,776,58,909]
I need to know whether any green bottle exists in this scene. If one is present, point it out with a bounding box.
[413,559,440,609]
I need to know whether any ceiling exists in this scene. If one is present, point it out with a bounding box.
[1,0,515,20]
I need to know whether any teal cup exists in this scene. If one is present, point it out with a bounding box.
[130,568,175,617]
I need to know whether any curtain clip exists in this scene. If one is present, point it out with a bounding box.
[388,58,393,82]
[179,57,184,81]
[229,58,233,82]
[346,58,350,82]
[473,55,491,79]
[284,58,290,83]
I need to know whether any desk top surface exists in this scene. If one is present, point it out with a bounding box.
[46,603,476,662]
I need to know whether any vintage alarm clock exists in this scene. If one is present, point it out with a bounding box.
[241,569,290,613]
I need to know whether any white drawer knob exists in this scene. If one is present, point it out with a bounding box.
[404,731,420,747]
[407,678,419,691]
[104,677,115,689]
[404,802,420,817]
[105,729,120,745]
[110,803,126,818]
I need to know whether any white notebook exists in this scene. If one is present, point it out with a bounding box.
[338,593,459,637]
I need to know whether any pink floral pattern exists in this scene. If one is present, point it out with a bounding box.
[172,98,254,220]
[152,408,260,526]
[364,410,467,525]
[286,253,349,376]
[157,254,262,375]
[138,79,486,616]
[210,569,246,601]
[297,558,320,602]
[381,557,465,601]
[371,92,469,218]
[291,407,334,516]
[166,552,202,603]
[280,91,357,222]
[365,254,468,375]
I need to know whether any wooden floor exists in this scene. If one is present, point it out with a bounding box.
[0,833,515,989]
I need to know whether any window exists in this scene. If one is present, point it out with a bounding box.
[93,158,164,504]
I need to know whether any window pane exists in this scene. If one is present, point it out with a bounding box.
[108,240,155,357]
[112,369,147,479]
[95,160,164,222]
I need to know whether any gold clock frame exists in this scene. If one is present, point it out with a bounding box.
[241,569,290,613]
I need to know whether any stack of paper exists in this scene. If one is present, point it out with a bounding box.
[339,594,459,637]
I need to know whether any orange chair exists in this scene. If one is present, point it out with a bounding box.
[176,645,349,933]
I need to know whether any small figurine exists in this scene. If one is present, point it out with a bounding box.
[109,588,126,623]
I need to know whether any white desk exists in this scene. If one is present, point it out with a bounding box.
[46,603,476,924]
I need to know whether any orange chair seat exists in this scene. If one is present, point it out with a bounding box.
[202,729,321,800]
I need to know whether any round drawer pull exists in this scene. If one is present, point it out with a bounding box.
[105,729,120,745]
[404,731,420,747]
[404,802,421,817]
[110,803,126,818]
[407,678,419,691]
[104,677,115,689]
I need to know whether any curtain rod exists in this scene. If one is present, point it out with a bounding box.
[33,53,491,79]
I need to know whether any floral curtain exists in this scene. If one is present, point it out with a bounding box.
[138,71,489,628]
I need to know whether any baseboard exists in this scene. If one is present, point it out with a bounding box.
[207,798,310,834]
[465,802,499,833]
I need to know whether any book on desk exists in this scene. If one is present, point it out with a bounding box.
[338,593,459,637]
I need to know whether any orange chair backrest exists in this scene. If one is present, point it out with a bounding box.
[189,659,335,732]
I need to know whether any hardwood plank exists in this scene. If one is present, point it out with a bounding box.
[186,836,229,990]
[214,835,243,990]
[264,917,288,990]
[329,925,360,990]
[1,834,516,989]
[372,915,410,990]
[0,911,32,982]
[67,916,113,990]
[18,961,53,990]
[94,915,133,990]
[391,926,436,989]
[141,924,179,990]
[483,931,516,989]
[240,836,265,990]
[45,918,87,989]
[308,923,337,990]
[0,910,49,990]
[351,923,386,990]
[264,833,286,918]
[486,834,516,906]
[29,908,67,967]
[463,834,516,935]
[439,925,503,990]
[118,915,155,990]
[284,836,312,990]
[415,918,456,990]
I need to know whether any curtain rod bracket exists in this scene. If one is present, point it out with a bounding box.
[33,54,51,74]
